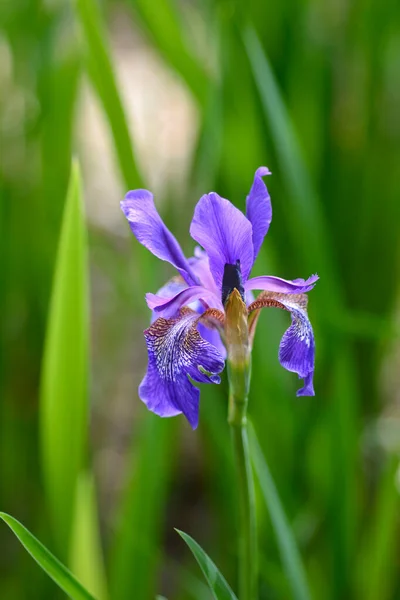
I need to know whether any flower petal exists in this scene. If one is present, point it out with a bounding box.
[246,166,272,260]
[150,276,187,323]
[121,190,196,285]
[139,309,225,428]
[190,192,254,291]
[146,285,223,318]
[198,322,227,360]
[245,274,318,294]
[189,247,219,295]
[248,292,315,396]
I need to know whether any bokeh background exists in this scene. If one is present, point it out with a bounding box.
[1,0,400,598]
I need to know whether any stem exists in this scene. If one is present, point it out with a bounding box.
[229,393,257,600]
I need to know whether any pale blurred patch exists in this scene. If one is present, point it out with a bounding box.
[78,7,198,233]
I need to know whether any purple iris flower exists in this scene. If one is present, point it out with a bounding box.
[121,167,318,429]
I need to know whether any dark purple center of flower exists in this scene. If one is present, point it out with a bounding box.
[222,260,245,305]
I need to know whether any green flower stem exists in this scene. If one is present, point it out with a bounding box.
[229,388,257,600]
[225,288,257,599]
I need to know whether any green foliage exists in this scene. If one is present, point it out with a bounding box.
[0,513,94,600]
[249,424,311,600]
[176,529,238,600]
[75,0,142,189]
[110,416,176,600]
[1,0,400,598]
[39,161,89,557]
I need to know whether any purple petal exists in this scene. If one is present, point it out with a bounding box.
[139,311,225,429]
[189,247,219,295]
[121,190,196,285]
[296,372,315,396]
[190,192,254,291]
[150,277,187,323]
[276,295,315,397]
[246,166,272,260]
[198,322,227,360]
[245,274,318,294]
[146,285,223,318]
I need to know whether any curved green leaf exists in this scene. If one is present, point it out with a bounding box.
[249,424,311,600]
[176,529,238,600]
[0,512,95,600]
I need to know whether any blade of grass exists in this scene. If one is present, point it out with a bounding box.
[74,0,143,190]
[243,26,358,596]
[249,423,312,600]
[243,24,340,308]
[0,513,95,600]
[355,456,400,600]
[70,472,109,600]
[110,415,176,600]
[39,160,89,558]
[176,529,238,600]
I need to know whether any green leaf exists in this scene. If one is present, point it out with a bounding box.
[243,24,341,310]
[110,415,176,600]
[176,529,238,600]
[0,512,95,600]
[355,457,400,600]
[39,160,89,557]
[69,472,109,600]
[249,424,312,600]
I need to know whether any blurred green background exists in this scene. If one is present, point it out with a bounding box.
[1,0,400,598]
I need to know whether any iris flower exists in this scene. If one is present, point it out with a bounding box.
[121,167,318,429]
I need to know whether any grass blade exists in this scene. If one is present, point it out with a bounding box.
[70,472,109,600]
[176,529,238,600]
[0,513,95,600]
[39,160,89,557]
[243,24,340,307]
[110,415,176,600]
[249,424,312,600]
[243,26,358,595]
[355,456,400,600]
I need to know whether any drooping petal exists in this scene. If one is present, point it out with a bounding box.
[150,276,187,323]
[245,274,318,294]
[246,166,272,260]
[190,192,254,291]
[296,372,314,396]
[248,292,315,396]
[198,307,226,359]
[148,270,226,357]
[121,190,196,284]
[139,309,225,428]
[146,285,223,318]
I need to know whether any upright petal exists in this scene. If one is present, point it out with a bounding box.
[245,274,318,294]
[139,309,225,429]
[190,192,254,291]
[248,292,315,396]
[189,247,219,296]
[121,190,196,284]
[246,166,272,260]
